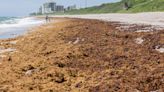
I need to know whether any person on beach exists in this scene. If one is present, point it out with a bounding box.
[45,15,50,23]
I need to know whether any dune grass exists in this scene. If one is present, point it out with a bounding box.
[53,0,164,15]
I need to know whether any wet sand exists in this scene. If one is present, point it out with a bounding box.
[0,18,163,92]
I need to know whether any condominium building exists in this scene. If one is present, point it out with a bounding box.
[67,5,76,11]
[56,5,64,12]
[38,2,76,14]
[43,2,56,14]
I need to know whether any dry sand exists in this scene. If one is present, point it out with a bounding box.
[54,12,164,30]
[0,18,163,92]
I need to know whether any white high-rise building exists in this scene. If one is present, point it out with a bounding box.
[43,2,56,14]
[39,1,68,14]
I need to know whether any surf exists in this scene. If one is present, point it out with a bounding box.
[0,17,44,39]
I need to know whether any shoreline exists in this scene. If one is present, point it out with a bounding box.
[0,17,44,39]
[0,18,163,91]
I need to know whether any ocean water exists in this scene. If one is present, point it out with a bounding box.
[0,17,44,39]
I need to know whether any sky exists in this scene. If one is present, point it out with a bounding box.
[0,0,120,17]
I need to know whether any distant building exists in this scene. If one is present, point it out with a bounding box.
[56,5,64,12]
[37,2,76,14]
[67,5,76,11]
[38,6,42,14]
[43,2,56,14]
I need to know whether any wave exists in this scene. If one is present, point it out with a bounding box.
[0,17,44,39]
[0,17,44,28]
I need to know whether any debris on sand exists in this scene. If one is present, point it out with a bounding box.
[0,55,7,58]
[23,65,40,76]
[25,68,39,76]
[68,37,85,44]
[136,29,153,32]
[25,70,34,76]
[0,48,16,54]
[73,37,80,44]
[68,41,72,44]
[150,89,163,92]
[135,37,144,44]
[9,41,18,44]
[0,40,18,45]
[155,45,164,53]
[54,73,66,83]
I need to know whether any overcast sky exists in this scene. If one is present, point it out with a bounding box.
[0,0,120,17]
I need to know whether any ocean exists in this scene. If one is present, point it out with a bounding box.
[0,17,44,39]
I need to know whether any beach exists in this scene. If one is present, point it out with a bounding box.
[0,16,163,92]
[54,12,164,29]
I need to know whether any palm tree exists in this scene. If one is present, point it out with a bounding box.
[123,0,131,10]
[124,2,129,10]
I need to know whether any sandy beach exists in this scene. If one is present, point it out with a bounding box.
[0,17,163,92]
[54,12,164,29]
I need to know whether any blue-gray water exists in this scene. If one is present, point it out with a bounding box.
[0,17,44,39]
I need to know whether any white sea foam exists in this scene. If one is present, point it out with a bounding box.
[0,17,44,39]
[0,17,44,28]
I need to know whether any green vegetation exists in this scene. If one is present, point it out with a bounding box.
[64,2,123,14]
[122,0,164,12]
[59,0,164,15]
